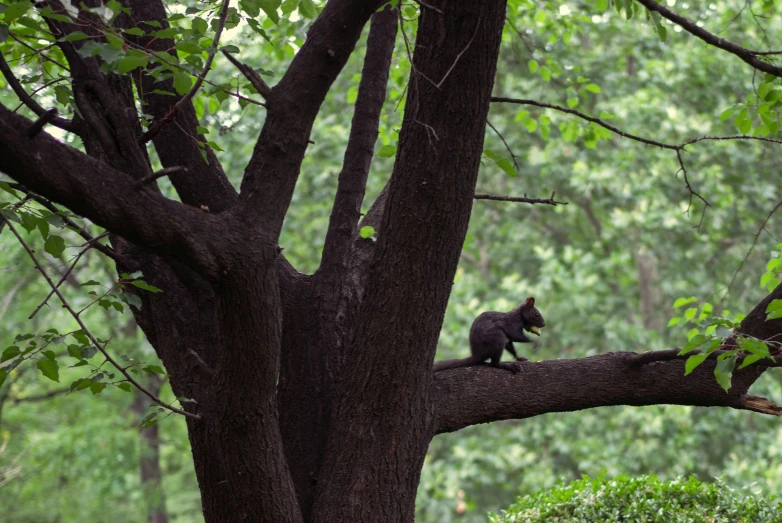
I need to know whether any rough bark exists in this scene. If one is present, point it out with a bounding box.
[312,1,509,520]
[2,1,782,523]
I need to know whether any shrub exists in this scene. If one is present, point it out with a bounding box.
[489,474,782,523]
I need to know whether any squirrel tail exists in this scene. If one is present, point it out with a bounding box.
[432,356,482,373]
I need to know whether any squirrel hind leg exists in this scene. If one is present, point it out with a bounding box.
[489,356,522,374]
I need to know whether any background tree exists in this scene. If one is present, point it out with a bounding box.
[1,0,782,522]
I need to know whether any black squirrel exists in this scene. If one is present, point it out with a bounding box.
[433,297,545,374]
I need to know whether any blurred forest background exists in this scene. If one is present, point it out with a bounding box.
[2,0,782,521]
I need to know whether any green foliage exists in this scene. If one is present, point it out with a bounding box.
[490,475,782,522]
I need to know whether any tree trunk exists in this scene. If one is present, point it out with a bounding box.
[312,1,508,520]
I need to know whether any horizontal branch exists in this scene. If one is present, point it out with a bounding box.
[474,192,567,206]
[432,350,773,434]
[0,104,228,278]
[434,280,782,434]
[635,0,782,78]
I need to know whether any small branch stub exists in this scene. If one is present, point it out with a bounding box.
[134,166,189,190]
[26,109,59,139]
[222,50,273,100]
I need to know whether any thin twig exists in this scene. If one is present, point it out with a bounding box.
[29,247,89,319]
[5,183,118,261]
[486,119,519,170]
[133,166,189,189]
[0,52,75,133]
[411,0,443,15]
[140,0,231,144]
[2,216,200,420]
[434,18,480,88]
[723,199,782,299]
[474,192,568,206]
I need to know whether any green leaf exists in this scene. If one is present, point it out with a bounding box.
[192,17,208,34]
[4,2,31,22]
[672,297,696,308]
[133,280,163,294]
[173,72,192,95]
[120,293,143,309]
[738,353,765,370]
[124,27,144,35]
[1,346,20,362]
[37,358,60,382]
[142,365,166,375]
[684,353,709,375]
[377,145,397,158]
[221,44,240,54]
[299,0,316,18]
[117,382,132,392]
[258,0,281,23]
[714,354,737,392]
[44,235,66,258]
[175,40,203,55]
[0,369,6,388]
[359,226,375,239]
[117,54,149,74]
[90,382,107,395]
[528,59,539,73]
[81,345,97,359]
[656,23,667,42]
[584,83,601,94]
[61,31,90,42]
[766,299,782,314]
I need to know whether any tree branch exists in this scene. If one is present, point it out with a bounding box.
[432,349,773,435]
[635,0,782,78]
[433,280,782,434]
[123,0,237,213]
[139,0,231,144]
[317,6,397,287]
[0,104,228,278]
[236,0,387,238]
[0,51,75,133]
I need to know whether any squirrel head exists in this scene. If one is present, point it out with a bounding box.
[520,296,545,335]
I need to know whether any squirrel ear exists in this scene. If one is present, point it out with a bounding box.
[524,297,535,307]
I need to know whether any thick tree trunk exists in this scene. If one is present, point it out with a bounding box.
[311,1,508,520]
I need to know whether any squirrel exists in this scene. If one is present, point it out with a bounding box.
[433,297,545,374]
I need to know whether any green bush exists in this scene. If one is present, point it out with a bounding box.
[489,474,782,523]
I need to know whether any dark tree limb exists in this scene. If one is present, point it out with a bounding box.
[236,0,386,238]
[432,350,774,435]
[0,104,228,278]
[124,0,237,213]
[635,0,782,78]
[317,5,397,294]
[278,9,397,517]
[433,281,782,435]
[0,52,75,133]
